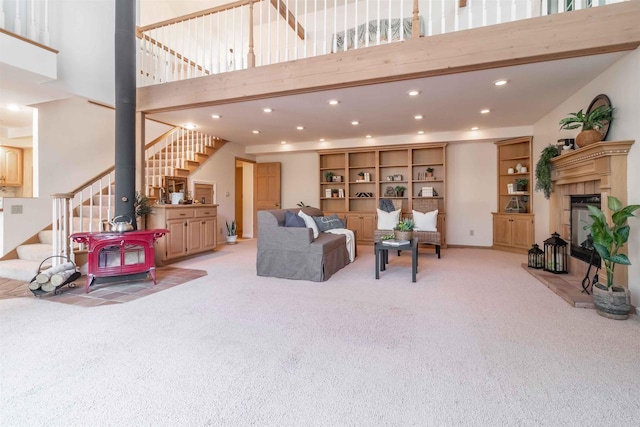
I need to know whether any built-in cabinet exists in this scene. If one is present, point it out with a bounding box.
[147,204,218,265]
[493,137,534,252]
[319,143,447,245]
[0,146,23,187]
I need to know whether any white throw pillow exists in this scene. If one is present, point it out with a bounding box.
[376,208,401,230]
[413,209,438,232]
[298,210,319,238]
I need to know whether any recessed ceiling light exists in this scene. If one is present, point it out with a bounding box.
[471,127,479,131]
[184,123,197,130]
[366,135,372,139]
[417,131,425,135]
[296,126,304,130]
[7,104,20,111]
[408,90,420,96]
[480,109,491,114]
[328,100,339,105]
[252,130,260,134]
[281,141,287,145]
[319,138,326,142]
[414,115,423,120]
[263,108,273,113]
[211,114,221,119]
[351,121,359,125]
[494,79,508,86]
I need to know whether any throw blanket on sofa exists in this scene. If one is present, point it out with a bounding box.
[325,228,356,263]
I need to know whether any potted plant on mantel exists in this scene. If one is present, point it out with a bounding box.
[559,104,614,148]
[584,196,640,320]
[226,220,238,244]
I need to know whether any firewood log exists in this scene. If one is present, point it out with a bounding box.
[50,269,77,287]
[35,262,75,284]
[41,282,55,292]
[29,281,41,291]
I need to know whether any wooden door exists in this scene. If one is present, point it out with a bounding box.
[0,146,23,186]
[361,214,376,242]
[254,162,281,235]
[493,215,512,247]
[511,216,534,250]
[166,220,187,259]
[187,219,203,253]
[202,218,217,250]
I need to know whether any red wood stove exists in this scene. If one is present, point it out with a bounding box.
[71,229,168,293]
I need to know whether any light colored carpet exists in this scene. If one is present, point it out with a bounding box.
[1,241,639,426]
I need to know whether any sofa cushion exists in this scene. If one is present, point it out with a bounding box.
[413,209,438,231]
[313,214,345,232]
[377,208,401,230]
[298,210,319,238]
[285,210,306,227]
[308,232,346,254]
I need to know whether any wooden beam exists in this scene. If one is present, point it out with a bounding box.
[269,0,305,40]
[138,2,640,114]
[459,0,468,8]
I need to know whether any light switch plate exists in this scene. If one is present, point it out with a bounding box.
[11,204,23,214]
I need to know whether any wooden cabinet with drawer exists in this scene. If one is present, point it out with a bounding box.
[147,205,218,265]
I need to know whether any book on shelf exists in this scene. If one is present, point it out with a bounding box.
[382,239,410,247]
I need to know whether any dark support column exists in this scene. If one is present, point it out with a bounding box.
[114,0,137,228]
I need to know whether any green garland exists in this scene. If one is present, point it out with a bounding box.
[535,145,559,199]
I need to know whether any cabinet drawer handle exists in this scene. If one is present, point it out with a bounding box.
[179,213,186,216]
[204,211,210,215]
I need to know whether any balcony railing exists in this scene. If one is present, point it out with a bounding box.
[136,0,630,87]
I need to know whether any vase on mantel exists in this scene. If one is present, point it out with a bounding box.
[575,129,602,148]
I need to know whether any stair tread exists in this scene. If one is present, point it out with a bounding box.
[16,243,54,261]
[0,259,42,282]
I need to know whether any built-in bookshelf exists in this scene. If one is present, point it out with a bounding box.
[318,143,447,244]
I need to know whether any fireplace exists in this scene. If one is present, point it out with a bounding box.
[570,195,601,265]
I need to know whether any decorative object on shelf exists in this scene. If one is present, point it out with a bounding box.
[514,178,528,192]
[528,244,544,269]
[584,196,640,320]
[386,175,394,181]
[535,145,559,199]
[507,168,515,174]
[325,188,332,198]
[355,192,373,198]
[331,189,339,198]
[226,220,237,244]
[338,188,344,198]
[520,166,527,173]
[559,102,614,148]
[332,175,343,182]
[543,232,568,274]
[505,196,527,213]
[586,94,613,142]
[394,217,415,241]
[324,171,334,182]
[557,138,575,153]
[394,185,406,197]
[393,174,403,181]
[426,168,434,178]
[420,186,434,197]
[515,163,523,173]
[384,186,396,197]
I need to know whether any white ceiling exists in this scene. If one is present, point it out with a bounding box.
[147,51,628,148]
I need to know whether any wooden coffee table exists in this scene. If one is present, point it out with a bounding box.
[374,238,418,282]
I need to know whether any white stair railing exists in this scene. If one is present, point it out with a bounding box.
[137,0,629,85]
[0,0,51,46]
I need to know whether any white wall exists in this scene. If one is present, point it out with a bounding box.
[532,48,640,305]
[1,98,115,254]
[190,142,255,244]
[446,141,496,247]
[255,151,319,209]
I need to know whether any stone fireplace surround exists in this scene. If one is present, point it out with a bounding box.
[549,140,634,287]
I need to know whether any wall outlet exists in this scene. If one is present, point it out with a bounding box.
[469,229,474,236]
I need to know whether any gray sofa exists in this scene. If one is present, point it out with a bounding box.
[256,207,350,281]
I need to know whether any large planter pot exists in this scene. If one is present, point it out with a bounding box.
[226,235,238,245]
[592,282,631,320]
[575,129,602,148]
[394,230,413,241]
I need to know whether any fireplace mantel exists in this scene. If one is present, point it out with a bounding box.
[549,140,634,285]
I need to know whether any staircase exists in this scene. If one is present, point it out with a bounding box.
[0,127,225,282]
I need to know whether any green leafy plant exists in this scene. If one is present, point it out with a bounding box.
[296,201,308,207]
[225,220,237,236]
[584,196,640,289]
[394,218,415,231]
[394,185,406,194]
[514,178,529,188]
[426,167,434,173]
[381,234,395,240]
[559,105,614,131]
[535,145,559,199]
[134,191,153,217]
[324,171,334,182]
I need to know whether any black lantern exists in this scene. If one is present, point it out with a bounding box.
[528,244,544,269]
[543,232,568,274]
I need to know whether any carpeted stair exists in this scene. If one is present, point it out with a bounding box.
[0,231,54,282]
